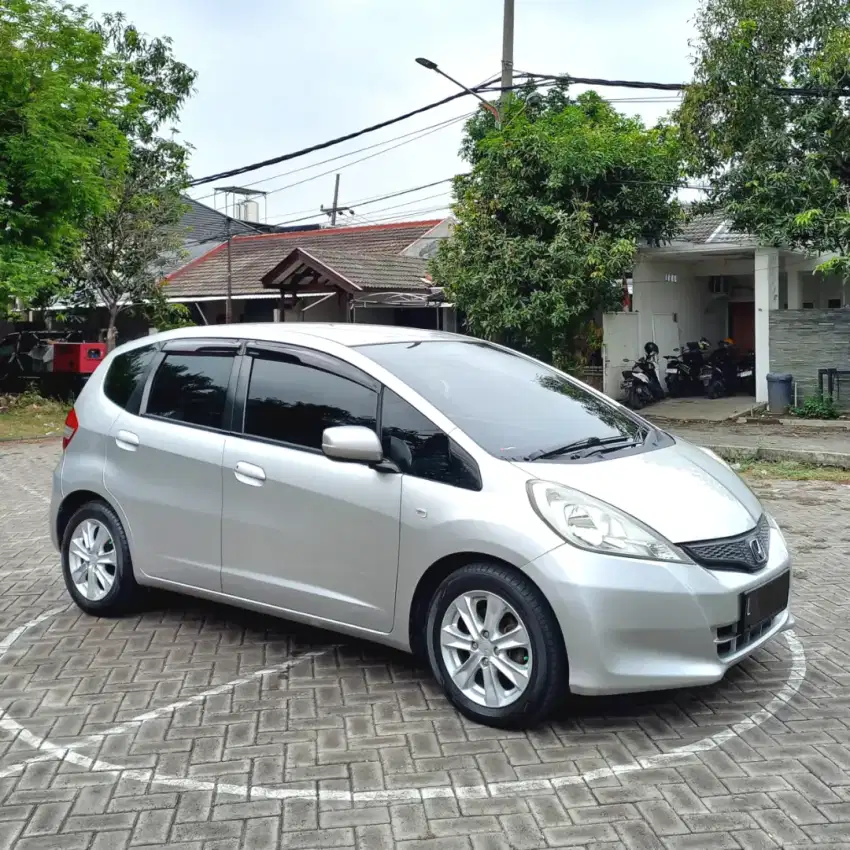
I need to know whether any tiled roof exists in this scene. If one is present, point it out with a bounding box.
[165,220,442,299]
[676,211,757,246]
[270,248,429,292]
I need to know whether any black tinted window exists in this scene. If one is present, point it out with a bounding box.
[244,355,378,449]
[103,345,156,413]
[359,341,644,461]
[146,353,233,429]
[381,390,480,490]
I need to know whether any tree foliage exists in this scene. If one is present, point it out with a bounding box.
[430,87,682,364]
[679,0,850,276]
[0,0,128,303]
[67,13,196,347]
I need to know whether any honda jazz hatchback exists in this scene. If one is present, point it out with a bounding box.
[50,324,793,728]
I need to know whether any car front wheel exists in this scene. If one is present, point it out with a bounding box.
[425,563,568,728]
[61,501,139,616]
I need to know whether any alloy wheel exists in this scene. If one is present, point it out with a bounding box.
[68,519,117,602]
[439,590,533,708]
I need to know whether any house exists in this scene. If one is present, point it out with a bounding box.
[164,217,458,330]
[160,196,322,277]
[603,212,850,404]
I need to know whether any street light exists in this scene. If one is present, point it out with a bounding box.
[415,57,501,127]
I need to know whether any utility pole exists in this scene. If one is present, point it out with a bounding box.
[321,174,354,226]
[500,0,515,121]
[225,216,233,323]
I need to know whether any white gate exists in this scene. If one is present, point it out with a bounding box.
[602,312,639,399]
[603,312,680,399]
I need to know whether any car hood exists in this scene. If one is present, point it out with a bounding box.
[512,438,762,544]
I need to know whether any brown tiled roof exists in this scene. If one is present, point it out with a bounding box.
[265,248,429,293]
[165,220,442,299]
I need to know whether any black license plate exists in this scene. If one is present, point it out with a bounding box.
[741,570,790,630]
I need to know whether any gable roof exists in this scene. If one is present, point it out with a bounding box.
[165,219,442,299]
[675,210,757,247]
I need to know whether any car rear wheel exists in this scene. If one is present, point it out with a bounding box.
[425,563,568,728]
[61,501,139,616]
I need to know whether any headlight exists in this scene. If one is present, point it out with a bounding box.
[527,480,692,564]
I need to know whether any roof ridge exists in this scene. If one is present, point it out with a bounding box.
[232,218,443,243]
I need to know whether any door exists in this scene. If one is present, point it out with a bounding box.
[220,343,402,633]
[729,302,755,352]
[602,311,639,398]
[103,339,240,590]
[650,314,680,363]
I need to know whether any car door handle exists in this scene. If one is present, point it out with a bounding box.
[115,430,140,451]
[234,461,266,486]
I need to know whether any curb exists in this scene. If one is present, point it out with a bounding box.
[706,443,850,469]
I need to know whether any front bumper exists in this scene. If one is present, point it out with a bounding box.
[526,528,793,695]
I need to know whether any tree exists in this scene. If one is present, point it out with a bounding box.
[678,0,850,277]
[0,0,128,305]
[67,13,196,348]
[430,87,682,365]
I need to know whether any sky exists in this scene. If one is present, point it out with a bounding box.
[80,0,700,228]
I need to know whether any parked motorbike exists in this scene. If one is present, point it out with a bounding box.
[664,339,709,397]
[736,350,755,395]
[621,357,655,410]
[641,342,666,401]
[701,338,738,398]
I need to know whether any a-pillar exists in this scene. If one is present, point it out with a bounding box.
[786,267,803,310]
[754,247,779,403]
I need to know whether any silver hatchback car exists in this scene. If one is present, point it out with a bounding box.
[51,324,793,728]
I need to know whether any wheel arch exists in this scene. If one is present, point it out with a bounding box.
[408,551,559,662]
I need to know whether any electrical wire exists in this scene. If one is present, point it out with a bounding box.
[190,71,850,189]
[190,111,474,203]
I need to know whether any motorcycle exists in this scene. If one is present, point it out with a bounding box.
[664,339,709,397]
[641,342,666,401]
[736,350,755,395]
[621,357,655,410]
[701,339,738,398]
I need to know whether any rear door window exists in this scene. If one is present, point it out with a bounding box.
[145,353,235,430]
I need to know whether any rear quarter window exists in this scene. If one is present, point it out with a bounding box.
[103,345,157,414]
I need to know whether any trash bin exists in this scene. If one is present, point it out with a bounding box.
[766,372,793,414]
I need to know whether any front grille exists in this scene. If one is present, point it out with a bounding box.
[715,614,776,659]
[681,514,771,573]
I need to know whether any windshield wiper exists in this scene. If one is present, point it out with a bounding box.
[525,434,639,462]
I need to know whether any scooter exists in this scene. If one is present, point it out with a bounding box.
[641,342,666,401]
[621,358,655,410]
[701,339,737,398]
[665,340,709,397]
[736,350,755,395]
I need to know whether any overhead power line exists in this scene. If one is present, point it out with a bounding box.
[190,111,474,203]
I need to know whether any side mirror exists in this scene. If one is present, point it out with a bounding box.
[322,425,384,464]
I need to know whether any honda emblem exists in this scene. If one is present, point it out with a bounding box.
[749,537,767,565]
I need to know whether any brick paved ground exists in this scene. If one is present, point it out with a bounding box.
[0,440,847,850]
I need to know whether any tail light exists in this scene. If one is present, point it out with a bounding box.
[62,408,79,451]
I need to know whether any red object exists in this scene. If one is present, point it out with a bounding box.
[52,342,106,374]
[62,408,78,451]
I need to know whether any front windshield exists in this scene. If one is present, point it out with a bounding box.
[357,340,646,461]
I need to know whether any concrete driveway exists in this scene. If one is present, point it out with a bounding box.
[0,440,846,849]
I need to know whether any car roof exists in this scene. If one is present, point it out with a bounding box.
[144,323,465,348]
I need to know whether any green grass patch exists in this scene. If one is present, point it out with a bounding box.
[0,389,70,441]
[737,459,850,482]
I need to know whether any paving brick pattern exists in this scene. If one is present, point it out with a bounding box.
[0,440,847,849]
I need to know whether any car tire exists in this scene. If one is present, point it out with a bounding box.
[425,562,568,729]
[61,500,140,617]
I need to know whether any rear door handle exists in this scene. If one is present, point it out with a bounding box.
[115,430,140,451]
[234,461,266,486]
